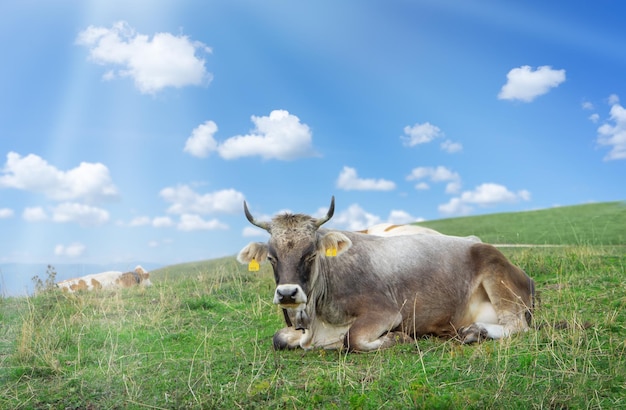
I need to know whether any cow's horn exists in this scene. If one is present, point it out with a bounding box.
[243,201,270,231]
[314,196,335,228]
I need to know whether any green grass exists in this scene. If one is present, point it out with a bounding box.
[1,202,625,409]
[417,201,626,245]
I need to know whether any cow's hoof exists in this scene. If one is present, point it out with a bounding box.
[459,324,489,344]
[273,327,303,350]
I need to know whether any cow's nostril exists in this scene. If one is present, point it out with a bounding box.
[274,285,306,306]
[277,287,299,301]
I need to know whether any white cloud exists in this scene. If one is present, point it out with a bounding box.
[184,121,218,158]
[0,208,14,219]
[387,209,423,224]
[459,184,530,204]
[439,183,531,215]
[336,166,396,191]
[216,110,315,161]
[402,123,460,153]
[23,207,48,222]
[54,242,86,258]
[498,65,566,102]
[177,214,228,231]
[589,113,600,123]
[0,152,118,203]
[325,204,423,231]
[153,216,175,228]
[243,226,270,238]
[148,239,173,248]
[438,198,474,216]
[597,100,626,161]
[401,122,443,147]
[329,204,381,231]
[444,180,462,194]
[184,111,316,161]
[129,216,151,227]
[103,70,115,81]
[406,166,461,194]
[51,203,110,226]
[160,185,244,215]
[582,101,594,110]
[440,140,463,153]
[76,21,212,94]
[608,94,620,105]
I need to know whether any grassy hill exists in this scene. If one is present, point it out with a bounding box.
[1,202,625,408]
[149,201,626,280]
[416,201,626,245]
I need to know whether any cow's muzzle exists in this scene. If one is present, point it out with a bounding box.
[273,284,307,307]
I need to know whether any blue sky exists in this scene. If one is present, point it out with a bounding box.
[1,0,625,271]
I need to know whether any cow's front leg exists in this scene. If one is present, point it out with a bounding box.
[272,327,304,350]
[343,311,411,352]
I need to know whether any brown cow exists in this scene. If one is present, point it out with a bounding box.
[238,197,534,351]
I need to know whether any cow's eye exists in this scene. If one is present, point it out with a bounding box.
[267,255,277,265]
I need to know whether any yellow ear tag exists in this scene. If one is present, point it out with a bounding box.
[248,259,260,272]
[325,247,337,257]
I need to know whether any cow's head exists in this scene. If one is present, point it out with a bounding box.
[238,196,352,311]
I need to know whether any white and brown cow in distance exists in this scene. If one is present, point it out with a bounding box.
[238,197,534,352]
[356,222,443,236]
[56,265,152,293]
[359,222,482,243]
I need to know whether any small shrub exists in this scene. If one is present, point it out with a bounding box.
[32,265,58,295]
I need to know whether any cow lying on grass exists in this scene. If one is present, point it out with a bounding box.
[56,265,152,293]
[238,197,534,352]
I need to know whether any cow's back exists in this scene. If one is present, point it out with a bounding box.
[337,231,477,283]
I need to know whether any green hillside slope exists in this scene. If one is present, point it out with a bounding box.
[417,201,626,245]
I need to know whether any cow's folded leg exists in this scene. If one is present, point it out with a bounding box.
[273,327,304,350]
[343,312,408,352]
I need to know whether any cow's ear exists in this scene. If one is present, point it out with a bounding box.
[237,242,269,264]
[318,232,352,257]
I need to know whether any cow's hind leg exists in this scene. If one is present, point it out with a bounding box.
[459,286,532,344]
[344,311,411,352]
[461,245,535,344]
[458,290,512,343]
